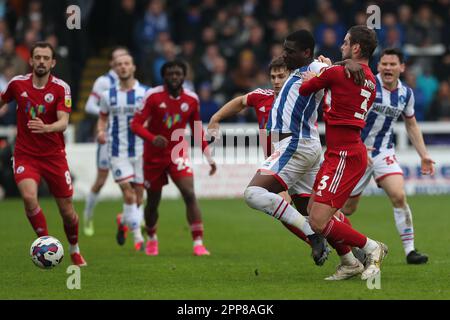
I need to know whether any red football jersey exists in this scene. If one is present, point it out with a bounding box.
[246,88,274,157]
[131,85,209,161]
[1,74,72,157]
[299,64,376,130]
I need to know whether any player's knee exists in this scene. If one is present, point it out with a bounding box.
[390,191,406,208]
[244,186,266,209]
[181,189,196,204]
[22,192,38,208]
[309,216,325,234]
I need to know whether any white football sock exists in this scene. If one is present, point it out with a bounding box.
[84,191,99,220]
[393,205,415,255]
[362,238,378,254]
[244,186,314,236]
[340,251,358,266]
[69,244,80,254]
[193,239,203,247]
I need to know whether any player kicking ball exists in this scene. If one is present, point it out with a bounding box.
[300,26,387,280]
[97,54,147,251]
[0,42,86,266]
[131,60,216,256]
[340,48,434,265]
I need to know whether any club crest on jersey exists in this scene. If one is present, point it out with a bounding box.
[163,113,181,129]
[399,95,406,104]
[44,93,54,103]
[159,102,167,109]
[180,103,189,112]
[25,102,46,119]
[16,166,25,174]
[115,169,122,177]
[259,106,266,113]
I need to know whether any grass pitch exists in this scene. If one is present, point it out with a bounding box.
[0,195,449,300]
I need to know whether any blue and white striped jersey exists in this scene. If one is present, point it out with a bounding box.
[85,69,118,115]
[267,60,327,140]
[362,73,415,156]
[99,80,149,158]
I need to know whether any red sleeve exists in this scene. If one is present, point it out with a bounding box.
[299,66,337,96]
[246,90,259,108]
[130,95,155,142]
[56,84,72,113]
[189,99,210,155]
[1,80,16,103]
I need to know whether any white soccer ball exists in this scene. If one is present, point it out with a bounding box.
[30,236,64,269]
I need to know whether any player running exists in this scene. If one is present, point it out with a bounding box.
[131,60,217,256]
[0,42,87,266]
[243,30,334,265]
[97,54,147,251]
[83,46,129,236]
[300,25,387,280]
[341,48,434,264]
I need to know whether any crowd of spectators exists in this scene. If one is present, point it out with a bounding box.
[0,0,449,129]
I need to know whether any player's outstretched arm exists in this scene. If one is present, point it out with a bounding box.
[299,66,334,95]
[404,116,435,175]
[28,111,69,133]
[207,95,247,139]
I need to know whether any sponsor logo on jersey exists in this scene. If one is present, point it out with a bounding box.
[25,102,46,119]
[180,103,189,112]
[44,93,54,103]
[163,113,181,129]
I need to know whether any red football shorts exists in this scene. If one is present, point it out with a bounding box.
[143,155,193,191]
[313,145,367,209]
[13,153,74,198]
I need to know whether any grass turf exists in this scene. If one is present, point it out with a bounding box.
[0,195,449,300]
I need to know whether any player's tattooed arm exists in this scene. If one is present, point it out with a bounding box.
[28,111,69,133]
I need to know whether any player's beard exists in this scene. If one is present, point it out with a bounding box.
[34,66,50,78]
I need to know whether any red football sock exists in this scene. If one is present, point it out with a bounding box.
[338,211,352,226]
[190,221,204,241]
[282,222,310,245]
[26,207,48,237]
[323,218,367,248]
[64,215,79,245]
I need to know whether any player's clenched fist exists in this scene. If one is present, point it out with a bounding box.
[152,135,168,148]
[97,130,106,144]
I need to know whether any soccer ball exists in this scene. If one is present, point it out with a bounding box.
[30,236,64,269]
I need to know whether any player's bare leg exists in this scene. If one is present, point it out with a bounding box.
[308,199,387,280]
[378,175,428,264]
[173,177,210,256]
[133,183,145,227]
[143,189,161,256]
[245,172,328,265]
[117,182,144,250]
[55,196,87,266]
[17,179,48,237]
[83,168,109,236]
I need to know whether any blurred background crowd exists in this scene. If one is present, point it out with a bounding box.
[0,0,449,140]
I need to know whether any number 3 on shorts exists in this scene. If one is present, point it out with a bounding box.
[65,171,72,185]
[318,175,330,191]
